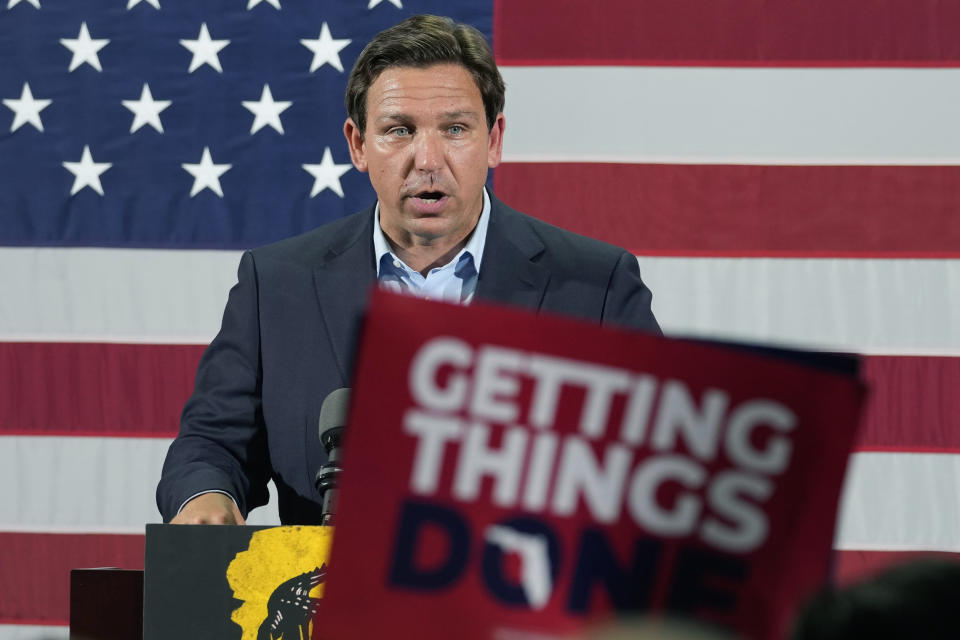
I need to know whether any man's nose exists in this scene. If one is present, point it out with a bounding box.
[413,131,443,172]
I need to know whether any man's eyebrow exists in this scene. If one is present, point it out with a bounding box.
[440,110,481,121]
[373,110,482,124]
[374,113,411,124]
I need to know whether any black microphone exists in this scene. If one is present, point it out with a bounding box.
[314,387,350,525]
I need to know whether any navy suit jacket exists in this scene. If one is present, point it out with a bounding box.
[157,194,660,524]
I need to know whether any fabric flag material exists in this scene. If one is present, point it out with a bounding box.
[1,0,958,637]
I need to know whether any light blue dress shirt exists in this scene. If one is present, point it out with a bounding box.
[373,188,491,305]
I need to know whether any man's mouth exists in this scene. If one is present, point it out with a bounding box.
[408,190,449,214]
[413,191,445,202]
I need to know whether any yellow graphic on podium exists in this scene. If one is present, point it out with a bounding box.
[227,526,333,640]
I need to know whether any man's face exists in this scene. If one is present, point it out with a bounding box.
[344,63,504,247]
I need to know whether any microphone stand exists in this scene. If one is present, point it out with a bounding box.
[315,426,343,526]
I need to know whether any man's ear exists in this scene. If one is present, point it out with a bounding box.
[343,117,368,172]
[487,113,505,169]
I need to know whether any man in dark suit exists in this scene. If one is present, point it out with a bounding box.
[157,14,660,525]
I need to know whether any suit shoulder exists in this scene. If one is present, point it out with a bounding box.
[249,208,372,266]
[494,200,631,267]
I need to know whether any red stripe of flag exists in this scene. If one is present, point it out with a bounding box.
[858,356,960,451]
[495,164,960,257]
[0,342,204,436]
[495,0,960,65]
[0,532,144,625]
[3,343,960,452]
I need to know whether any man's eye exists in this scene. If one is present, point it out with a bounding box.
[449,125,464,135]
[390,127,410,137]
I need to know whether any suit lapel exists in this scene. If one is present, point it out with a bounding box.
[312,210,376,384]
[475,196,550,309]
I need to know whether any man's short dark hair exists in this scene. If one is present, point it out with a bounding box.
[345,14,505,134]
[791,558,960,640]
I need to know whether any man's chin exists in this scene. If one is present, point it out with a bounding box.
[406,218,454,243]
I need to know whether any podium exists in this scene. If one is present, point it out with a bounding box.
[143,524,332,639]
[70,525,331,640]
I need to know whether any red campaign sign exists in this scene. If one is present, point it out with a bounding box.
[318,290,865,640]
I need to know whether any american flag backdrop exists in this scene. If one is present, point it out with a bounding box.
[2,0,959,637]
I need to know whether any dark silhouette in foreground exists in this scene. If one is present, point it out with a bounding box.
[791,558,960,640]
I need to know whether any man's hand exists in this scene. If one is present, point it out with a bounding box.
[170,492,246,525]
